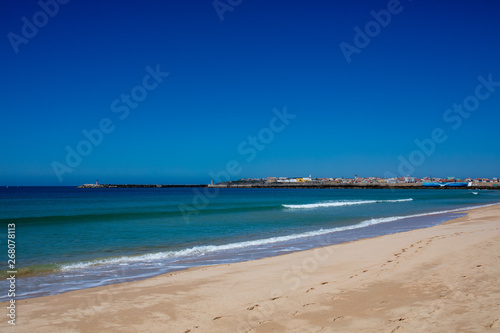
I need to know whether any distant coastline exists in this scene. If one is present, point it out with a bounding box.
[77,182,500,190]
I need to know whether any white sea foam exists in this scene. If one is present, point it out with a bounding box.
[59,202,499,272]
[282,198,413,209]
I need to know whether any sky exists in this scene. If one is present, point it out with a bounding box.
[1,0,499,185]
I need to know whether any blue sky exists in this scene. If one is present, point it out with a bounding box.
[1,0,499,185]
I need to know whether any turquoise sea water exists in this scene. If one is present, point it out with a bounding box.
[1,186,499,300]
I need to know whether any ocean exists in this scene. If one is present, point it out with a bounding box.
[1,186,499,301]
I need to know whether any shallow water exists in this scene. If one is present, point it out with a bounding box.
[1,187,499,300]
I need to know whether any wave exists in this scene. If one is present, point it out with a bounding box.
[59,202,499,273]
[282,198,413,209]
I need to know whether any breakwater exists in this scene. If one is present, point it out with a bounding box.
[77,184,208,188]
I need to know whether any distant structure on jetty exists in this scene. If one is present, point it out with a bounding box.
[77,184,208,189]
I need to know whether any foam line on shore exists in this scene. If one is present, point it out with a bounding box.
[282,198,413,209]
[58,202,498,273]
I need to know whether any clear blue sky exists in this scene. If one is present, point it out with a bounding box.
[1,0,499,185]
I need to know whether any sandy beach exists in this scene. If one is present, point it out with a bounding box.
[3,204,500,332]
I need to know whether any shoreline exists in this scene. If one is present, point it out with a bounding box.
[3,204,500,332]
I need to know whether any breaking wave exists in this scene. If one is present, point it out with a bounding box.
[282,198,413,209]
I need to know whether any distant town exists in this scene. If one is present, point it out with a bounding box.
[78,175,500,189]
[213,175,500,189]
[225,175,498,184]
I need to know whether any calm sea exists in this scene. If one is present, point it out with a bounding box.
[1,186,499,300]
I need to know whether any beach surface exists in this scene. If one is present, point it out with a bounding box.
[3,205,500,332]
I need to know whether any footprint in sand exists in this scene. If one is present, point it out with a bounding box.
[488,318,500,328]
[389,317,406,322]
[306,287,315,293]
[247,304,260,310]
